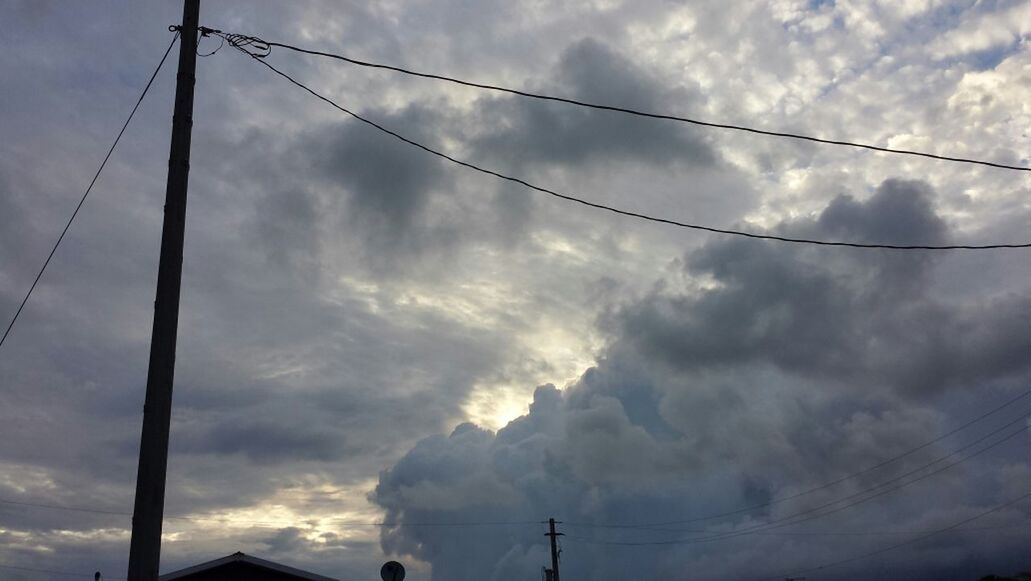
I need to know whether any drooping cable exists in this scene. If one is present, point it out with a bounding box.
[219,31,1029,172]
[0,32,180,352]
[561,489,1031,579]
[0,563,124,580]
[564,419,1030,546]
[0,497,536,528]
[759,488,1031,581]
[5,402,1029,536]
[220,37,1031,251]
[569,386,1031,530]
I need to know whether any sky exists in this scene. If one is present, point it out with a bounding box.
[1,0,1030,580]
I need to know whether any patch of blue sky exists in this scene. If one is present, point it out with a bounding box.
[967,40,1022,71]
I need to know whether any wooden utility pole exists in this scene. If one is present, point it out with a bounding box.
[545,518,563,581]
[126,1,200,579]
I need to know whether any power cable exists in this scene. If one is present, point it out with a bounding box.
[723,421,1030,537]
[562,420,1030,546]
[568,386,1031,530]
[562,489,1031,579]
[0,498,536,528]
[220,36,1031,251]
[196,26,224,58]
[0,563,123,580]
[7,389,1031,532]
[196,35,224,57]
[0,498,127,517]
[217,31,1029,173]
[760,488,1031,581]
[5,414,1027,541]
[564,521,1026,541]
[0,32,180,353]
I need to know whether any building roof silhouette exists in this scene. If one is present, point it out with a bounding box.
[159,551,339,581]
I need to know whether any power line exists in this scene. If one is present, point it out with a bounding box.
[0,498,535,528]
[558,419,1030,546]
[220,36,1031,251]
[0,498,127,517]
[713,522,1028,537]
[564,521,1026,542]
[8,389,1031,533]
[761,488,1031,581]
[719,422,1031,539]
[709,420,1029,542]
[0,563,123,580]
[569,386,1031,530]
[0,33,180,353]
[6,422,1024,554]
[5,417,1026,542]
[562,490,1031,579]
[217,31,1030,173]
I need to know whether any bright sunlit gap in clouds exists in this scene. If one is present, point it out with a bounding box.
[2,1,1031,580]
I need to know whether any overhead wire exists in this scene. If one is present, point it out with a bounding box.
[0,563,122,580]
[704,522,1029,537]
[4,406,1028,538]
[561,418,1030,546]
[0,497,536,528]
[0,32,180,353]
[562,489,1031,579]
[0,498,127,517]
[2,30,1028,574]
[218,31,1030,173]
[566,386,1031,530]
[709,420,1030,539]
[218,33,1031,251]
[760,488,1031,581]
[4,425,1026,579]
[196,34,224,57]
[564,521,1027,542]
[5,384,1031,534]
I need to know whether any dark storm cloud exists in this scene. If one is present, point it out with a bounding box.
[614,178,1031,396]
[156,284,514,477]
[316,106,447,230]
[472,38,716,170]
[3,2,1029,580]
[252,188,324,275]
[816,179,946,246]
[263,527,309,554]
[240,36,726,279]
[0,48,519,579]
[372,179,1031,580]
[176,420,352,464]
[241,104,468,274]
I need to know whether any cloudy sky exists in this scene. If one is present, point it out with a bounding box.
[2,1,1030,580]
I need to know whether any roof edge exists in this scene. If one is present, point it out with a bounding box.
[159,551,339,581]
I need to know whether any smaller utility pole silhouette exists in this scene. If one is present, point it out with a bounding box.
[545,518,563,581]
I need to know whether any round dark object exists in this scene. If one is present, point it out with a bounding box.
[381,561,406,581]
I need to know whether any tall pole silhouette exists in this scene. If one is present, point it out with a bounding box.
[546,518,563,581]
[126,1,200,579]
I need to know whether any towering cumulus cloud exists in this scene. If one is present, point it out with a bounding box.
[373,179,1031,580]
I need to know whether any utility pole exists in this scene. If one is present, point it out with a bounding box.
[126,1,200,580]
[545,518,563,581]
